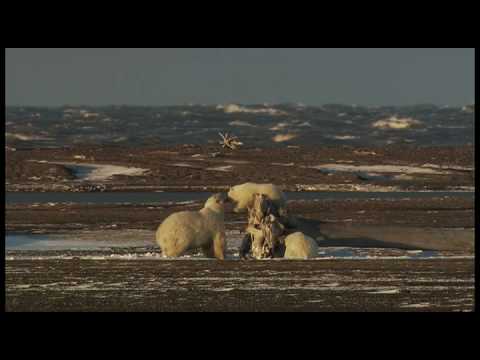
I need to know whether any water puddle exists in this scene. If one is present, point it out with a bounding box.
[5,233,149,251]
[5,233,472,260]
[5,191,474,205]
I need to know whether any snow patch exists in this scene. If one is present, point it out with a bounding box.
[372,116,423,130]
[218,104,287,116]
[400,302,432,308]
[273,133,298,143]
[6,133,54,141]
[172,163,196,168]
[270,122,291,131]
[333,135,359,140]
[298,121,312,127]
[206,165,233,172]
[229,120,257,128]
[368,289,400,295]
[66,163,147,181]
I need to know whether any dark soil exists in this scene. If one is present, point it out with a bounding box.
[5,258,474,312]
[5,197,474,233]
[5,145,475,191]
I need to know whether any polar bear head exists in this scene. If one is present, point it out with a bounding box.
[203,193,228,213]
[227,183,255,213]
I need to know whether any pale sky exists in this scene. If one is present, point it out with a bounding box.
[5,48,475,107]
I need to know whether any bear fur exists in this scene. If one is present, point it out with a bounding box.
[227,183,286,213]
[283,232,318,259]
[156,193,227,260]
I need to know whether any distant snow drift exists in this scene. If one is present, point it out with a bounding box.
[6,132,53,141]
[6,105,474,148]
[372,116,423,130]
[229,120,257,128]
[272,133,298,143]
[218,104,287,116]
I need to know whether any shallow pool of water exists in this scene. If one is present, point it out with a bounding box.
[5,233,470,260]
[5,234,151,251]
[5,191,474,205]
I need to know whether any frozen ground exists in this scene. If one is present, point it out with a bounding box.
[5,104,475,148]
[50,162,148,181]
[5,230,474,312]
[6,257,474,312]
[5,230,474,260]
[4,188,475,311]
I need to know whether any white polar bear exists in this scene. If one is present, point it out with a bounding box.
[227,183,287,213]
[156,193,227,260]
[283,232,318,259]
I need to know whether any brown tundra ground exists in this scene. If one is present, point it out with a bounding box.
[5,145,475,312]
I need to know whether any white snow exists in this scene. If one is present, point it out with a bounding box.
[400,302,432,308]
[368,289,401,295]
[270,122,291,131]
[229,120,257,128]
[272,133,298,143]
[70,163,147,181]
[421,164,474,172]
[29,160,148,181]
[372,116,423,130]
[298,122,312,127]
[271,162,295,167]
[218,104,287,116]
[6,133,54,141]
[172,163,196,168]
[206,166,233,172]
[333,135,359,140]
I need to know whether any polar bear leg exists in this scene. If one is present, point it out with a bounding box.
[239,234,253,259]
[213,233,226,260]
[160,232,195,258]
[162,241,190,258]
[201,242,215,258]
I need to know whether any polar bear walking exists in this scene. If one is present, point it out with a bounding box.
[156,193,227,260]
[227,183,287,213]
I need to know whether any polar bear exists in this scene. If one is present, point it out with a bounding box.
[156,193,227,260]
[283,232,318,259]
[227,183,287,213]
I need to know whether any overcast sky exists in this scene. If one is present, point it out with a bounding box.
[5,48,475,107]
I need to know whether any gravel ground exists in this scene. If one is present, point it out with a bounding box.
[5,258,474,312]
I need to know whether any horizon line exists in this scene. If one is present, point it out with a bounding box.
[5,102,474,109]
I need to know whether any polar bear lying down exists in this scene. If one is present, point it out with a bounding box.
[283,232,318,259]
[156,193,227,260]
